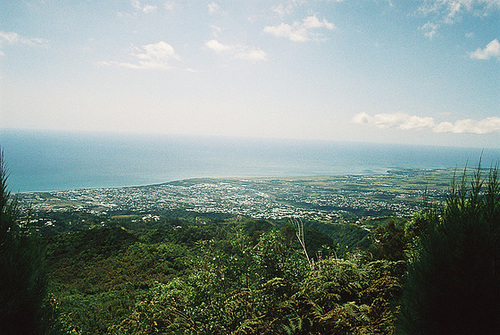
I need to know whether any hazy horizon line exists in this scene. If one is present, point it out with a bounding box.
[2,126,500,150]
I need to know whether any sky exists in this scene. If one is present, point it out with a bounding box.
[0,0,499,148]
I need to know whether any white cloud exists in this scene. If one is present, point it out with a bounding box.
[352,112,372,124]
[264,23,308,42]
[205,39,267,61]
[234,49,267,61]
[419,22,439,39]
[205,39,231,53]
[143,5,157,13]
[100,41,180,70]
[263,15,335,42]
[353,112,435,130]
[271,1,302,17]
[353,112,500,134]
[302,15,335,29]
[131,0,157,13]
[208,2,220,14]
[470,39,500,59]
[0,31,47,57]
[444,1,463,23]
[0,31,47,47]
[417,1,500,37]
[434,117,500,134]
[419,0,500,22]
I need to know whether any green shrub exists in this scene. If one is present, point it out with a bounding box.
[398,166,500,334]
[0,151,58,334]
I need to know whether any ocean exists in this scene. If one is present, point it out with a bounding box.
[1,129,499,192]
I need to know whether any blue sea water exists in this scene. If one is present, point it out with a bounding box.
[0,129,499,192]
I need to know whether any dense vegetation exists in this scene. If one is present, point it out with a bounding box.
[43,219,405,334]
[398,167,500,334]
[0,152,59,334]
[1,149,499,334]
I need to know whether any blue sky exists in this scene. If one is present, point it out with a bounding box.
[0,0,499,147]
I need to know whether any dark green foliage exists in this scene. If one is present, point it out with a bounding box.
[398,166,500,334]
[404,209,438,243]
[0,231,51,334]
[293,258,404,335]
[241,218,275,244]
[369,220,406,261]
[303,226,334,258]
[108,225,403,335]
[137,228,172,244]
[46,227,139,263]
[39,212,410,334]
[0,151,57,334]
[46,228,191,334]
[160,222,228,247]
[309,221,371,255]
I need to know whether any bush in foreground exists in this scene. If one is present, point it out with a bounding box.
[398,166,500,334]
[0,151,60,334]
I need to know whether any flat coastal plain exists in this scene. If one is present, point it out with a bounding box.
[17,168,468,222]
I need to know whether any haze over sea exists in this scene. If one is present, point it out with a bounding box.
[1,129,499,193]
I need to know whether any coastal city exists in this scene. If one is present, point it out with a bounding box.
[17,169,452,225]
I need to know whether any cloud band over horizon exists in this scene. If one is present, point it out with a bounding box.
[353,112,500,135]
